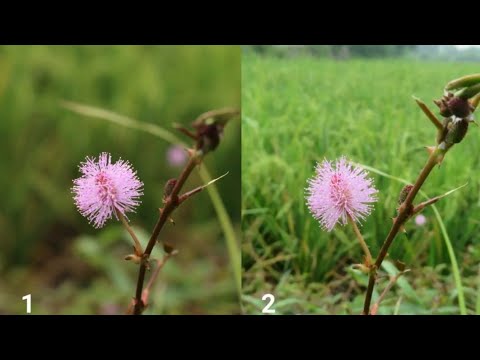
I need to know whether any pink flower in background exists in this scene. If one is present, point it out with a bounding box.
[72,152,143,228]
[306,156,378,231]
[167,145,187,167]
[99,303,121,315]
[415,214,427,226]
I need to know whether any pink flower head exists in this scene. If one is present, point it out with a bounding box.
[166,145,187,167]
[415,214,427,226]
[306,156,378,231]
[72,152,143,229]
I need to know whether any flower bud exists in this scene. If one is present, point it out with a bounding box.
[447,96,472,118]
[433,99,452,117]
[125,254,142,264]
[163,242,179,255]
[394,259,406,272]
[434,94,454,117]
[163,178,177,202]
[163,242,175,254]
[190,109,238,155]
[398,184,414,205]
[352,263,370,273]
[436,117,452,144]
[196,123,223,154]
[445,117,469,145]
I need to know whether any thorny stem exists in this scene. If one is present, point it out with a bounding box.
[363,147,443,315]
[116,209,143,256]
[348,215,373,266]
[410,186,465,216]
[413,97,443,130]
[133,153,201,314]
[178,172,229,205]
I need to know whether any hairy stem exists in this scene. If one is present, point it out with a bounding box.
[363,147,442,315]
[132,152,201,315]
[348,215,372,266]
[116,209,143,256]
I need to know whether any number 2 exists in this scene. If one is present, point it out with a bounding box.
[262,294,276,314]
[22,294,31,314]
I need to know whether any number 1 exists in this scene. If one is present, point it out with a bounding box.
[22,294,31,314]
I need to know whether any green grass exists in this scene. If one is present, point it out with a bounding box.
[0,45,240,314]
[242,54,480,314]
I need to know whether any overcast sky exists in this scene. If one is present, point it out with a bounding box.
[456,45,480,49]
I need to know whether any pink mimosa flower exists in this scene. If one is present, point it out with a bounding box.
[415,214,427,226]
[72,152,143,228]
[166,145,187,167]
[306,157,378,231]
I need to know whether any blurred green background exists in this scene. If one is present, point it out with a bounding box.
[0,45,240,314]
[242,46,480,314]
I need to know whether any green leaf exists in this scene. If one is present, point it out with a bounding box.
[382,261,419,303]
[241,294,265,313]
[445,74,480,91]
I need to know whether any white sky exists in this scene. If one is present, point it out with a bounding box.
[456,45,480,49]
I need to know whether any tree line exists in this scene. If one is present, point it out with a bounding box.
[244,45,480,61]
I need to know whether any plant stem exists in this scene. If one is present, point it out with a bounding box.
[362,147,442,315]
[132,153,200,315]
[370,271,408,315]
[348,215,372,266]
[141,253,175,308]
[116,209,143,256]
[413,97,443,130]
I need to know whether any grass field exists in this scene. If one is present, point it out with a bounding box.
[0,46,240,314]
[242,54,480,314]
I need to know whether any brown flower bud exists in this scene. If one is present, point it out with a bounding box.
[191,110,237,154]
[125,254,142,264]
[163,242,175,254]
[398,184,414,205]
[447,97,472,118]
[163,178,177,202]
[436,116,453,144]
[445,118,469,145]
[434,99,452,117]
[196,123,223,154]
